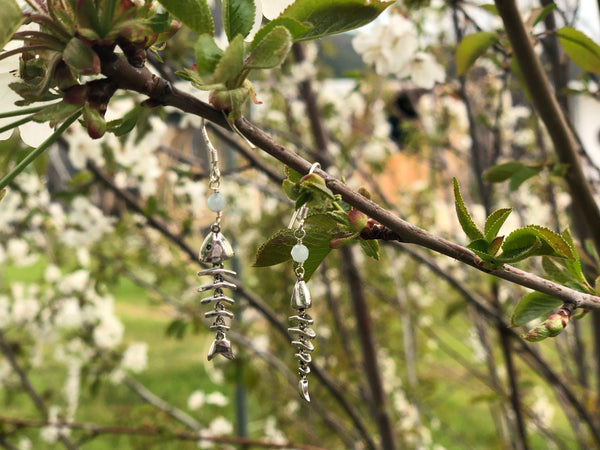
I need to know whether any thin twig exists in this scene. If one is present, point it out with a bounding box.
[0,331,79,450]
[0,415,325,450]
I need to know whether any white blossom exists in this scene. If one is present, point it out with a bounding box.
[352,14,418,75]
[399,51,446,89]
[58,270,89,294]
[187,390,205,410]
[121,342,148,373]
[93,315,124,349]
[55,297,82,329]
[60,196,115,247]
[6,238,38,266]
[11,283,39,323]
[208,416,233,435]
[205,391,228,407]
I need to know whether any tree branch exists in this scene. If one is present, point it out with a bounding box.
[494,0,600,254]
[0,415,325,450]
[99,53,600,310]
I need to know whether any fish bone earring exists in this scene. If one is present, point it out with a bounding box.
[197,119,236,361]
[287,162,320,402]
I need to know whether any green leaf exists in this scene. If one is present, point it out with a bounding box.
[279,0,393,41]
[0,0,23,51]
[499,230,540,263]
[250,17,312,49]
[530,3,556,28]
[562,228,587,286]
[508,165,542,191]
[195,34,223,82]
[542,256,575,285]
[484,161,525,182]
[244,26,292,69]
[253,229,331,282]
[511,292,563,327]
[223,0,256,41]
[527,225,574,259]
[557,26,600,74]
[484,207,512,242]
[63,37,101,75]
[453,178,484,241]
[501,225,574,262]
[479,4,498,15]
[106,104,140,136]
[210,34,245,87]
[359,239,380,260]
[455,31,498,76]
[32,102,82,127]
[157,0,214,36]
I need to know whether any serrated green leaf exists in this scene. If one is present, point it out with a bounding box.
[499,230,540,263]
[542,256,574,285]
[223,0,256,41]
[0,0,23,51]
[195,34,223,82]
[467,239,489,254]
[244,26,292,69]
[250,17,312,50]
[511,292,563,327]
[557,26,600,74]
[455,31,498,76]
[562,228,587,285]
[280,0,393,41]
[501,225,574,262]
[509,165,542,191]
[157,0,214,36]
[484,207,512,242]
[484,161,525,182]
[528,225,574,259]
[210,34,245,87]
[359,239,379,260]
[253,229,331,281]
[453,178,484,241]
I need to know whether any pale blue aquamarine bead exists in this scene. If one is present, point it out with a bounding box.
[291,244,309,263]
[207,192,226,212]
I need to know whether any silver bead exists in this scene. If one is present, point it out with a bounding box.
[291,280,312,310]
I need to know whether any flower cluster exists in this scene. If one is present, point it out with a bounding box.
[352,13,445,88]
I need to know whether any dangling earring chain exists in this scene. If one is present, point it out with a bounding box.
[288,162,320,402]
[197,119,236,361]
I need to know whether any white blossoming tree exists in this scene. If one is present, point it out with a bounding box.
[1,0,600,448]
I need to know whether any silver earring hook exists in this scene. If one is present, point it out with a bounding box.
[288,163,321,229]
[201,119,221,191]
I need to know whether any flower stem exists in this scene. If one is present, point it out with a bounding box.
[0,104,49,119]
[0,115,33,135]
[0,112,80,190]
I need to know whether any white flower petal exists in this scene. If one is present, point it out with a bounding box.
[262,0,294,20]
